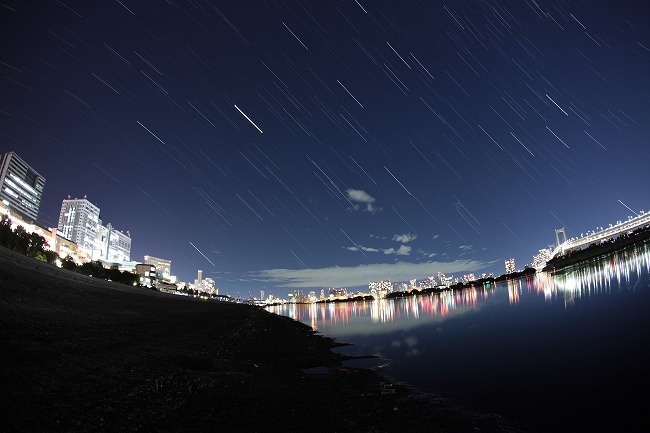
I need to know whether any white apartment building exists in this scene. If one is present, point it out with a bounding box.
[368,280,393,298]
[505,258,516,274]
[100,223,131,263]
[58,198,102,260]
[57,197,131,263]
[532,249,551,271]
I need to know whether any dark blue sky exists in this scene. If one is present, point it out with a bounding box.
[2,0,649,298]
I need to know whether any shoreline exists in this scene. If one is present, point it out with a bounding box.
[0,246,525,432]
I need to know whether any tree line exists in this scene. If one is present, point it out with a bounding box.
[1,214,140,287]
[0,214,55,262]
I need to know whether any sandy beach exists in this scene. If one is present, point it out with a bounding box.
[0,246,525,432]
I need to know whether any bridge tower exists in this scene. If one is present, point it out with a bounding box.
[555,228,567,247]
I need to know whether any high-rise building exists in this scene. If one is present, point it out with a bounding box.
[99,223,131,263]
[0,151,46,222]
[288,289,305,303]
[58,197,102,260]
[144,255,171,280]
[532,249,551,271]
[368,280,393,298]
[191,269,216,294]
[505,258,516,274]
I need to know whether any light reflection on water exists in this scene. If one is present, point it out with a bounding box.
[269,286,490,336]
[267,242,650,432]
[268,244,650,334]
[539,243,650,302]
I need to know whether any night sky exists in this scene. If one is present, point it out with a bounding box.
[2,0,649,298]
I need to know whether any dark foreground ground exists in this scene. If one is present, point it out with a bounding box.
[0,246,526,432]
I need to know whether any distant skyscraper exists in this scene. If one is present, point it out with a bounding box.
[532,249,551,271]
[0,151,46,222]
[58,197,102,260]
[144,255,171,280]
[368,280,392,298]
[191,269,216,294]
[505,258,516,274]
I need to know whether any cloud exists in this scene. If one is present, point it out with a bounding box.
[250,259,497,289]
[384,245,412,255]
[417,249,438,259]
[346,188,379,213]
[347,188,374,203]
[345,244,410,255]
[393,233,417,243]
[345,245,380,253]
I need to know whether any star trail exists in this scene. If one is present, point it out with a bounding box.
[1,0,649,297]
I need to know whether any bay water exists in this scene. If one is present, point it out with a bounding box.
[267,242,650,432]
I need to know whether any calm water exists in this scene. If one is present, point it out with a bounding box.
[267,242,650,432]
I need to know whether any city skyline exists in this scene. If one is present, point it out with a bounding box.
[2,1,649,298]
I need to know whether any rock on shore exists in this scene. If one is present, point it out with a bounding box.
[0,246,525,432]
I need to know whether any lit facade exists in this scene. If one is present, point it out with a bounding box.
[462,273,476,283]
[328,287,348,299]
[191,269,216,294]
[505,258,516,274]
[418,277,437,290]
[368,280,393,298]
[57,198,102,260]
[144,255,171,280]
[288,290,306,303]
[0,151,46,222]
[99,223,131,263]
[532,249,551,270]
[135,263,156,287]
[57,197,130,263]
[0,200,81,263]
[437,272,453,287]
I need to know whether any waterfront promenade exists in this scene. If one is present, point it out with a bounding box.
[0,246,523,432]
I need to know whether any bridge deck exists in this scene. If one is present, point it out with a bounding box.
[551,211,650,259]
